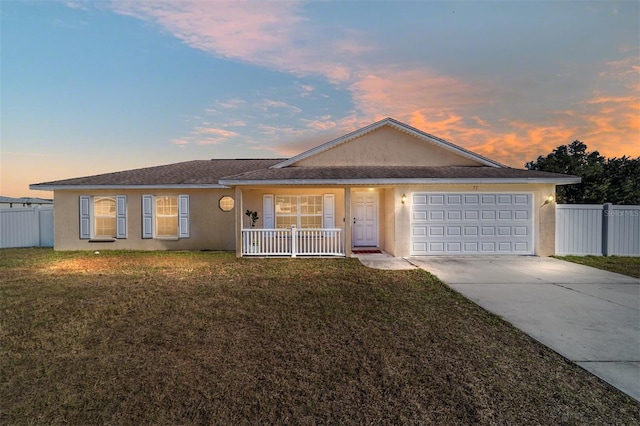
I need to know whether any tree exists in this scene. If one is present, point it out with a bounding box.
[603,156,640,205]
[525,141,639,204]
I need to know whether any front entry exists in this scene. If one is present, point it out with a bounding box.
[353,192,378,247]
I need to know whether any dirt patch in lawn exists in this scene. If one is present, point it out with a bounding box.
[1,249,638,425]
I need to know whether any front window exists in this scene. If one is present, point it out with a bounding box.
[94,197,116,237]
[156,196,178,236]
[275,195,322,228]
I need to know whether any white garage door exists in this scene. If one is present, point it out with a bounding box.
[411,193,533,255]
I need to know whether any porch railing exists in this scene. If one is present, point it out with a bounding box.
[242,226,345,257]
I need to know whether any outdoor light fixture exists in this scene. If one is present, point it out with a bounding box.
[401,193,407,204]
[542,194,554,206]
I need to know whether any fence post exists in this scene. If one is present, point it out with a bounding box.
[602,203,612,256]
[291,225,297,257]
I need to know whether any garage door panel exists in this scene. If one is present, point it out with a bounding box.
[447,195,462,204]
[514,242,529,252]
[498,210,512,219]
[411,192,533,255]
[446,226,462,236]
[413,211,427,221]
[430,211,444,220]
[429,242,444,252]
[447,210,462,220]
[446,242,462,252]
[514,194,529,204]
[481,195,496,204]
[430,195,445,204]
[464,195,479,204]
[464,242,479,252]
[482,211,496,220]
[412,226,427,236]
[464,226,479,236]
[482,227,495,236]
[514,226,528,236]
[498,242,513,252]
[464,210,479,220]
[429,226,444,236]
[498,195,512,204]
[498,226,511,236]
[413,242,428,252]
[413,195,427,205]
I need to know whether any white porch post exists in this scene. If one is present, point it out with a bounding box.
[235,187,243,257]
[344,187,352,257]
[291,225,297,257]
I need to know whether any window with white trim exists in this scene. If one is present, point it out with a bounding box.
[94,197,117,237]
[275,195,323,228]
[156,196,178,237]
[142,194,189,239]
[79,195,127,240]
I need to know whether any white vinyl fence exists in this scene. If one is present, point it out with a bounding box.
[556,204,640,256]
[0,206,54,248]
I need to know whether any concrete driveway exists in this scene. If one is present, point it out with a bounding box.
[405,256,640,401]
[359,255,640,401]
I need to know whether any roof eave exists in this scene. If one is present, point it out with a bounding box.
[29,184,230,191]
[220,177,582,186]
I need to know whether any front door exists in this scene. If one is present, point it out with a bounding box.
[353,192,378,247]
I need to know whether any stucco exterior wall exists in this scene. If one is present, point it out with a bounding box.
[294,127,481,167]
[383,188,398,256]
[53,189,237,251]
[52,183,558,257]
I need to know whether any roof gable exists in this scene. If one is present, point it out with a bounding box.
[273,117,505,169]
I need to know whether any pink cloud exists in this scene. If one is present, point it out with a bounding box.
[107,1,303,61]
[348,67,488,120]
[93,1,638,165]
[258,100,302,115]
[103,1,367,84]
[194,127,239,138]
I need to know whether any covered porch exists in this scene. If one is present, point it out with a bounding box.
[234,186,401,257]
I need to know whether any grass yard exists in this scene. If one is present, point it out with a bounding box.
[1,249,638,425]
[556,255,640,278]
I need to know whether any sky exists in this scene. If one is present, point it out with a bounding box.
[2,0,639,198]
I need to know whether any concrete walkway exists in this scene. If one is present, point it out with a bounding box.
[357,254,640,401]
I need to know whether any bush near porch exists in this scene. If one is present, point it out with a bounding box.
[1,249,638,424]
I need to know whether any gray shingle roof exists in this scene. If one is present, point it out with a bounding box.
[220,166,580,183]
[31,160,580,189]
[31,159,284,188]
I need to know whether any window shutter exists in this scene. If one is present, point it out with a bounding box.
[79,196,90,239]
[263,194,274,228]
[142,195,153,239]
[323,194,335,228]
[116,195,127,239]
[178,194,190,238]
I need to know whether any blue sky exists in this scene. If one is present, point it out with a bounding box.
[2,0,638,197]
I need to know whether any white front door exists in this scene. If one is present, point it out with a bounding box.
[353,192,378,247]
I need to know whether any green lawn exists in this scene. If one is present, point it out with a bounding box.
[1,249,638,424]
[556,255,640,278]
